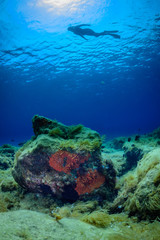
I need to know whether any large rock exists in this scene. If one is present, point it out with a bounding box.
[12,115,116,202]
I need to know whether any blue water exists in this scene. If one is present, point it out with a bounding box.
[0,0,160,144]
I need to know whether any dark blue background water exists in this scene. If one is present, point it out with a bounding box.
[0,0,160,144]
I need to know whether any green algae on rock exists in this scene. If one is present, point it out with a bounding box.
[0,144,18,170]
[12,115,116,202]
[1,210,160,240]
[32,115,102,152]
[111,148,160,219]
[0,195,8,213]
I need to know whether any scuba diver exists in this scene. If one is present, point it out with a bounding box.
[68,24,120,40]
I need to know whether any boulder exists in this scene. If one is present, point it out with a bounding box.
[12,115,116,202]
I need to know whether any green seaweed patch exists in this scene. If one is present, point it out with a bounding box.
[48,124,84,139]
[32,115,59,136]
[14,137,37,163]
[1,177,18,192]
[15,229,32,240]
[59,138,102,152]
[72,201,98,216]
[49,127,66,138]
[154,171,160,186]
[81,211,111,228]
[0,155,12,170]
[68,124,83,138]
[0,195,8,212]
[78,139,102,151]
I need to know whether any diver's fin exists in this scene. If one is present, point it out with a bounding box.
[104,30,119,33]
[103,31,120,39]
[108,33,121,39]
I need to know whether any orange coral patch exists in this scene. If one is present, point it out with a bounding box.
[75,169,105,195]
[49,150,90,174]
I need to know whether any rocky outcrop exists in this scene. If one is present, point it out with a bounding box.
[12,115,116,202]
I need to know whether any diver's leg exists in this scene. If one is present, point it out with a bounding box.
[101,31,120,39]
[108,33,120,39]
[94,32,101,37]
[103,30,119,33]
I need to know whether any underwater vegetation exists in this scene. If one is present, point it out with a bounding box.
[81,211,112,227]
[0,144,18,170]
[9,116,160,219]
[32,115,102,152]
[1,210,160,240]
[0,115,160,239]
[123,146,143,173]
[0,194,8,212]
[112,148,160,219]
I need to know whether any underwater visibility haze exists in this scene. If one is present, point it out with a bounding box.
[1,1,160,240]
[0,0,160,144]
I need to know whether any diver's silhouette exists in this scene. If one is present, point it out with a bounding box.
[68,24,120,40]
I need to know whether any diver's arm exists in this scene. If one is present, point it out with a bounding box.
[77,24,91,28]
[79,34,88,40]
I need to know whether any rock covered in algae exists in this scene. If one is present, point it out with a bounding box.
[12,115,116,202]
[111,148,160,219]
[122,146,143,173]
[0,144,18,170]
